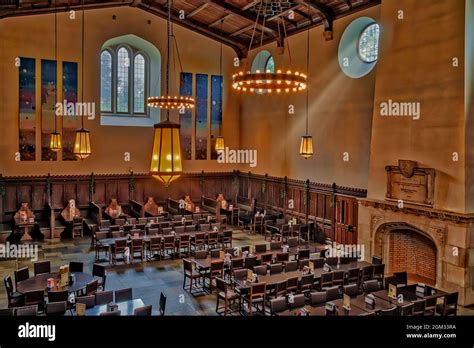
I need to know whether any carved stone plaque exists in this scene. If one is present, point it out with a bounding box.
[385,160,435,206]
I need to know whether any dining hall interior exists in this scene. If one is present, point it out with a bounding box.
[0,0,472,318]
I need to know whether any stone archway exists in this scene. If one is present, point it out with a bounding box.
[373,222,441,287]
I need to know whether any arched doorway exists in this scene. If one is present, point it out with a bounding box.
[374,223,438,286]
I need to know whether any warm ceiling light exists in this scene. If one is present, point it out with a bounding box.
[232,71,307,94]
[299,135,314,159]
[147,95,195,109]
[215,136,225,151]
[150,120,182,186]
[50,132,62,153]
[74,128,91,160]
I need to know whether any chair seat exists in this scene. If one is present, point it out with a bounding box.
[219,290,239,301]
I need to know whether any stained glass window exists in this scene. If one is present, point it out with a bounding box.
[100,50,112,112]
[116,47,130,113]
[133,54,146,113]
[358,23,380,63]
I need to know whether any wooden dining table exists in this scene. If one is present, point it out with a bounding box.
[85,299,146,316]
[16,272,95,294]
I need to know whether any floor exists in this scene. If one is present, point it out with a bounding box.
[1,229,473,315]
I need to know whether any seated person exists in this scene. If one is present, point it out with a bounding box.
[144,197,160,216]
[105,198,123,218]
[216,193,228,210]
[60,199,81,239]
[14,202,34,223]
[183,195,195,212]
[11,202,42,241]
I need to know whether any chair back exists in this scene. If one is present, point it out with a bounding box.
[310,291,327,305]
[175,226,185,234]
[100,310,121,316]
[16,305,38,316]
[270,241,282,250]
[34,261,51,276]
[48,290,68,303]
[270,297,287,314]
[210,260,224,273]
[114,288,133,302]
[298,249,310,260]
[86,279,99,295]
[372,255,383,265]
[92,263,106,278]
[250,282,266,298]
[112,231,124,239]
[3,275,14,298]
[343,284,359,297]
[276,252,289,262]
[313,258,325,269]
[270,263,283,275]
[77,295,95,308]
[255,244,267,253]
[183,259,194,273]
[260,253,273,264]
[400,303,414,316]
[69,261,84,273]
[289,293,305,309]
[148,228,159,235]
[215,277,227,293]
[326,286,340,301]
[95,291,114,305]
[25,290,45,307]
[195,250,208,259]
[363,279,379,293]
[394,271,408,286]
[231,258,244,269]
[254,265,268,276]
[15,267,30,285]
[233,269,248,280]
[244,255,257,269]
[134,305,152,316]
[287,237,298,247]
[159,292,167,316]
[285,261,298,272]
[46,301,67,315]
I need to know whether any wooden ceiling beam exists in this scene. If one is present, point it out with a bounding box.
[208,13,232,28]
[0,0,133,19]
[209,0,278,36]
[137,1,248,58]
[186,2,209,19]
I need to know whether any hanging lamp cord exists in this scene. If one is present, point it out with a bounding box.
[54,0,58,132]
[81,0,85,129]
[165,0,171,121]
[305,22,310,135]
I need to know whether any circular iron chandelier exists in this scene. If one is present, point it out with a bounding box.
[232,69,307,94]
[147,95,195,109]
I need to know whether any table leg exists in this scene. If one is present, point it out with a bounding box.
[20,226,32,241]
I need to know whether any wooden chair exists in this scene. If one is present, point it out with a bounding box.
[148,236,163,260]
[286,276,299,294]
[206,231,220,250]
[72,216,83,238]
[14,267,30,286]
[191,232,206,253]
[48,290,68,303]
[270,263,283,275]
[332,270,345,287]
[284,261,298,272]
[24,290,45,313]
[182,259,203,294]
[253,265,268,276]
[95,291,114,305]
[69,261,84,273]
[76,295,95,309]
[112,238,127,265]
[255,244,267,253]
[319,272,333,291]
[131,237,144,262]
[242,282,266,316]
[100,310,121,316]
[177,234,191,258]
[436,292,458,316]
[16,305,38,316]
[34,261,51,276]
[215,277,239,316]
[94,231,109,261]
[163,235,176,259]
[252,215,263,235]
[299,274,314,294]
[207,260,225,292]
[134,305,152,316]
[276,252,289,263]
[3,275,24,308]
[159,292,167,316]
[114,288,133,302]
[289,293,306,309]
[310,291,327,306]
[46,301,67,316]
[260,253,273,265]
[412,299,426,316]
[92,263,107,290]
[269,297,287,315]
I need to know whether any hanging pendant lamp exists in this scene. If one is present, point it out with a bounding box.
[215,20,225,152]
[50,0,61,152]
[232,1,307,95]
[74,0,91,160]
[299,21,313,159]
[149,0,184,186]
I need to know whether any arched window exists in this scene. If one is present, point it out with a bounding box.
[133,53,146,113]
[100,50,113,112]
[116,47,130,113]
[358,23,380,63]
[265,55,275,73]
[101,44,149,116]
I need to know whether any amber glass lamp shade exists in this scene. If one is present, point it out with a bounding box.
[74,128,91,160]
[299,135,314,159]
[215,136,225,151]
[150,120,182,186]
[50,132,62,152]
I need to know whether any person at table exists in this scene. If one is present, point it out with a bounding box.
[144,196,160,216]
[183,195,195,212]
[11,202,43,241]
[216,193,228,210]
[60,199,81,239]
[105,198,123,219]
[14,202,34,223]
